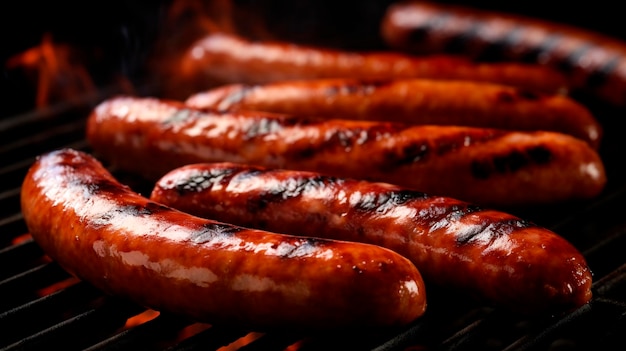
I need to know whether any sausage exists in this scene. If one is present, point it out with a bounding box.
[19,148,427,330]
[185,78,602,149]
[380,1,626,107]
[150,162,593,315]
[86,96,607,207]
[167,31,570,100]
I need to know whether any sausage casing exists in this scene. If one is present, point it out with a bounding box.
[166,32,570,100]
[86,96,606,207]
[185,78,602,149]
[150,162,593,315]
[380,1,626,106]
[20,148,427,330]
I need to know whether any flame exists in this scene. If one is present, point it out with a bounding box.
[217,332,264,351]
[124,309,161,329]
[6,33,97,108]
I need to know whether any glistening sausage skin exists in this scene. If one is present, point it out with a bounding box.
[149,162,593,315]
[185,78,602,149]
[86,96,607,207]
[169,32,570,99]
[380,1,626,107]
[20,148,427,330]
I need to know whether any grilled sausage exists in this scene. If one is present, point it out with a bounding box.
[150,162,593,315]
[380,1,626,107]
[86,96,606,207]
[168,31,570,100]
[20,148,427,330]
[185,78,602,149]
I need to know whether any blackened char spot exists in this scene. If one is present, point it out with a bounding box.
[80,179,119,196]
[91,203,159,228]
[288,124,406,160]
[218,85,255,110]
[446,21,481,55]
[427,204,482,232]
[190,222,244,244]
[353,190,427,212]
[248,175,339,213]
[586,55,620,88]
[471,160,492,179]
[470,146,553,179]
[493,150,528,173]
[527,146,552,164]
[279,237,326,259]
[383,143,430,167]
[174,168,237,195]
[455,218,533,245]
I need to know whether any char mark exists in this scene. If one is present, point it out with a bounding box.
[174,167,237,195]
[190,222,244,244]
[247,174,339,212]
[383,143,430,166]
[287,124,407,160]
[471,145,553,179]
[218,85,256,110]
[455,218,533,245]
[383,129,505,168]
[278,237,327,259]
[91,203,161,228]
[426,204,482,232]
[353,190,427,212]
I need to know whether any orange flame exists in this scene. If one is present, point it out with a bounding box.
[6,33,96,108]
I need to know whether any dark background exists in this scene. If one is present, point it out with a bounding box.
[1,0,624,117]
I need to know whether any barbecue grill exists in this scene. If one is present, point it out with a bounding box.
[2,1,626,350]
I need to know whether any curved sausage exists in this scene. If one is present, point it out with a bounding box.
[380,1,626,107]
[185,78,602,149]
[150,162,593,315]
[20,148,427,330]
[86,96,606,207]
[167,31,570,100]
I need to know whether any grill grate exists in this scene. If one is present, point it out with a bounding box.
[2,64,626,351]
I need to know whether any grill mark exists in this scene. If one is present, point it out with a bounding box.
[353,190,428,212]
[446,21,482,54]
[218,85,256,111]
[426,204,482,232]
[471,145,553,179]
[383,129,505,167]
[243,117,288,139]
[190,222,244,244]
[286,124,407,160]
[455,218,533,245]
[174,167,237,195]
[163,108,195,125]
[91,203,163,228]
[246,174,341,212]
[278,237,328,259]
[586,55,620,88]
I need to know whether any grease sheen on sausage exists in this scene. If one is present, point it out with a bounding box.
[150,162,593,315]
[167,31,570,100]
[185,78,602,149]
[380,1,626,106]
[86,96,606,207]
[20,148,427,330]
